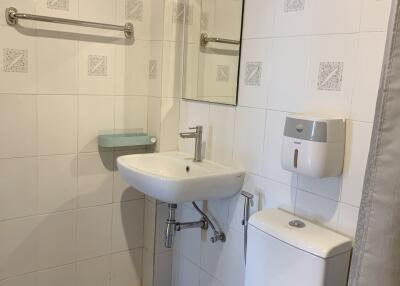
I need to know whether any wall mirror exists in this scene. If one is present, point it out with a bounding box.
[182,0,245,105]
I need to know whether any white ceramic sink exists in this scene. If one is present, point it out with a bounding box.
[117,152,245,203]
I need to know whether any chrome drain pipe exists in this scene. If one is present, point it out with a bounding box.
[164,202,226,248]
[164,204,177,248]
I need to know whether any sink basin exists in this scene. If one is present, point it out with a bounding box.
[117,152,245,203]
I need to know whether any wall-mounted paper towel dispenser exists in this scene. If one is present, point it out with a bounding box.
[281,114,346,178]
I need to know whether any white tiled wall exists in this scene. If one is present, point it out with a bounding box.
[173,1,392,286]
[0,0,163,285]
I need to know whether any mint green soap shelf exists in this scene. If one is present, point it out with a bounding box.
[98,133,157,148]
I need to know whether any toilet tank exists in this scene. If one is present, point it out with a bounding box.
[245,209,353,286]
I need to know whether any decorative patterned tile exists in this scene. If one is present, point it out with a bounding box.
[3,49,28,73]
[172,1,193,25]
[216,65,230,82]
[88,55,107,77]
[47,0,69,11]
[317,62,344,91]
[126,0,143,21]
[149,60,157,79]
[201,12,209,30]
[244,62,262,86]
[284,0,305,12]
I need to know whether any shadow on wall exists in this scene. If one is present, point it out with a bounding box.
[2,148,148,284]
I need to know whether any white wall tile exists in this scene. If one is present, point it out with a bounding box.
[242,0,275,39]
[0,95,37,159]
[76,205,112,260]
[149,42,163,97]
[0,273,36,286]
[351,32,386,122]
[312,0,362,34]
[337,203,360,238]
[112,199,144,252]
[37,37,78,94]
[37,211,76,269]
[295,190,340,230]
[37,95,77,155]
[147,96,161,141]
[78,96,114,153]
[162,41,184,98]
[238,39,271,108]
[78,152,113,208]
[273,0,362,36]
[172,253,200,286]
[115,96,148,131]
[142,248,154,286]
[261,178,297,212]
[233,107,266,175]
[297,176,342,201]
[114,41,150,96]
[267,37,310,113]
[207,104,235,166]
[76,255,111,286]
[0,216,40,280]
[342,121,373,207]
[77,255,111,286]
[143,200,156,253]
[154,251,173,286]
[0,157,37,220]
[360,0,392,32]
[160,98,180,152]
[36,264,76,286]
[111,249,143,286]
[38,154,77,214]
[79,0,116,24]
[199,270,224,286]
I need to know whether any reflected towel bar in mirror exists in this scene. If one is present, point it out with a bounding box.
[200,33,240,47]
[5,7,134,39]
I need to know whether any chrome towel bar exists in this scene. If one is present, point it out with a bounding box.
[5,7,134,39]
[200,32,240,47]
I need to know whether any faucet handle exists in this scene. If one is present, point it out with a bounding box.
[189,126,203,132]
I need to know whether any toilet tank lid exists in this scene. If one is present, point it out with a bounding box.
[249,209,353,259]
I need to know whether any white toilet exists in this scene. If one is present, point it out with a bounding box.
[245,209,353,286]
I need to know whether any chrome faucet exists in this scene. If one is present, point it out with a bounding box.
[179,126,203,162]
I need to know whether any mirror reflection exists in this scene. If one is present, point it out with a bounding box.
[182,0,245,105]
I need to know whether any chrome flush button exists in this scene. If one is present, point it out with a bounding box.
[289,220,306,228]
[296,124,304,133]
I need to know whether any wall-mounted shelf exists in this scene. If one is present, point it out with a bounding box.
[98,132,157,148]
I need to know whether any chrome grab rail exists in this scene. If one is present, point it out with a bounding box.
[5,7,134,39]
[200,32,240,47]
